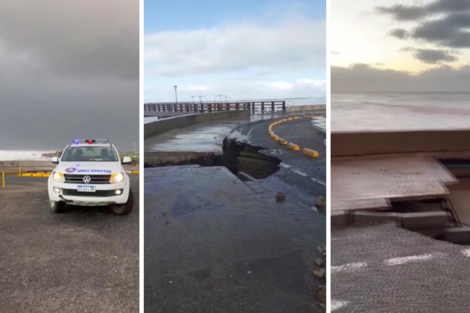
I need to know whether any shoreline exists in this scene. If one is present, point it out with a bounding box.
[0,150,139,162]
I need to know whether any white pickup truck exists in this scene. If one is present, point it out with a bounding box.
[47,139,134,215]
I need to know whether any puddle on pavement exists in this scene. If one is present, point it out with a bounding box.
[144,137,281,180]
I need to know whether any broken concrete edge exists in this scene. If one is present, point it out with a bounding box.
[332,210,451,229]
[442,227,470,245]
[400,211,450,230]
[237,171,257,182]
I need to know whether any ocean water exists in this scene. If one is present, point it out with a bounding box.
[0,150,55,161]
[243,97,326,106]
[332,92,470,132]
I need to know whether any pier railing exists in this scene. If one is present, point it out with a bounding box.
[144,101,286,114]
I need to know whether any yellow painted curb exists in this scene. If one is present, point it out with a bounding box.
[276,137,288,145]
[287,117,293,121]
[287,143,300,152]
[294,116,300,120]
[282,119,287,122]
[272,135,280,142]
[303,148,319,158]
[21,172,51,177]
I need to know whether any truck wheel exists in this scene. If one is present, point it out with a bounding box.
[109,188,134,215]
[50,200,66,213]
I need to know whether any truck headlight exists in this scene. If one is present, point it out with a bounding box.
[53,172,65,182]
[110,173,124,183]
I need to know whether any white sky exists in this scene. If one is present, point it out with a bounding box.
[145,12,326,101]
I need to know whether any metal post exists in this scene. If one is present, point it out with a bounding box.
[2,173,5,187]
[191,96,196,111]
[173,85,178,104]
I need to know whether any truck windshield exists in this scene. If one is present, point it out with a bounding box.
[61,146,119,162]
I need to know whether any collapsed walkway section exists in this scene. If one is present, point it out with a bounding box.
[331,128,470,244]
[144,166,325,312]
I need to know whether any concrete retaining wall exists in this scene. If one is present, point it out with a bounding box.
[332,210,450,230]
[144,110,251,139]
[332,129,470,157]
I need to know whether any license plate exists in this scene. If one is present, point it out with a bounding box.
[77,185,96,192]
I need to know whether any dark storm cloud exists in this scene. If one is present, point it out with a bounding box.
[377,0,470,21]
[413,13,470,48]
[376,5,426,21]
[0,77,139,150]
[0,1,138,150]
[427,0,470,13]
[414,49,458,64]
[378,1,470,63]
[332,64,470,93]
[389,28,409,40]
[401,48,459,64]
[0,0,138,80]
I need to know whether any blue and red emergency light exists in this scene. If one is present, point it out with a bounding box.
[72,139,109,145]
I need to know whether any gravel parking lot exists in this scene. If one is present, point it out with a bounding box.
[0,175,140,312]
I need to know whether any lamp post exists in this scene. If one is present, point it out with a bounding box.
[173,85,178,104]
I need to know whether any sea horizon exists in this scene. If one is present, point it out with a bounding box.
[145,97,326,105]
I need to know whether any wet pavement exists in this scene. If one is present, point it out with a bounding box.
[144,166,325,313]
[231,117,326,207]
[332,223,470,312]
[144,114,288,154]
[145,117,251,153]
[0,176,139,312]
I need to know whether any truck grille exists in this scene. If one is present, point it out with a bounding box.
[63,174,111,184]
[62,189,122,197]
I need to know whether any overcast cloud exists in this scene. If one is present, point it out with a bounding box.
[333,0,470,92]
[145,14,326,101]
[0,0,138,150]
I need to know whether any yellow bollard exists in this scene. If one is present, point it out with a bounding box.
[287,143,300,152]
[2,172,4,188]
[303,148,319,158]
[18,167,21,176]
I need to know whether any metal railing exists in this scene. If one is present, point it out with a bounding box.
[144,101,286,114]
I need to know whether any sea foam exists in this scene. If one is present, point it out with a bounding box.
[0,150,55,161]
